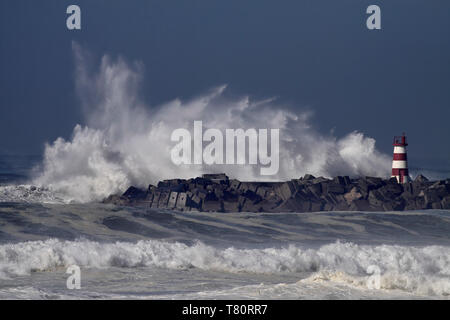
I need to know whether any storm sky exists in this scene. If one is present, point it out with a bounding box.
[1,0,449,170]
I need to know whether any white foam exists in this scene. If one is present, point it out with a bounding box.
[0,239,448,297]
[26,44,391,203]
[0,185,66,204]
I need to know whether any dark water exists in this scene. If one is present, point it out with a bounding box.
[0,155,449,299]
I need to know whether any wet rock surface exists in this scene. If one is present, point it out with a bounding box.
[102,174,450,212]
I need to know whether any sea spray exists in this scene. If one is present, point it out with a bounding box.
[29,44,390,202]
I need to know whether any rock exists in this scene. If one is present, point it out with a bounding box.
[382,199,404,211]
[441,196,450,209]
[307,183,322,198]
[349,199,373,211]
[187,194,202,209]
[368,190,384,207]
[429,183,448,197]
[276,182,296,201]
[202,200,222,212]
[344,187,362,204]
[158,192,170,208]
[256,186,269,198]
[102,194,124,205]
[424,190,441,207]
[356,178,382,195]
[202,173,229,184]
[377,182,403,199]
[278,196,311,212]
[310,201,323,212]
[241,198,262,212]
[311,177,329,184]
[415,174,429,183]
[333,176,351,186]
[167,192,178,208]
[123,186,147,200]
[202,191,222,212]
[415,196,427,209]
[323,182,345,195]
[176,192,187,209]
[402,182,414,196]
[229,179,241,191]
[238,182,251,193]
[303,174,316,181]
[151,192,161,208]
[108,173,450,213]
[431,202,442,209]
[258,199,283,212]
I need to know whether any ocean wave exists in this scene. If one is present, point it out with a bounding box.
[0,239,448,296]
[28,44,392,203]
[0,185,67,204]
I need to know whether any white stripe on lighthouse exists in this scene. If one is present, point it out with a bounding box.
[393,146,407,153]
[392,160,408,168]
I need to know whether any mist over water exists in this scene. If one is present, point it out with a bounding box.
[26,43,392,203]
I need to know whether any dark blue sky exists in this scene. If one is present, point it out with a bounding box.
[1,0,449,169]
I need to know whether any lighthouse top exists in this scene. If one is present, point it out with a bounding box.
[393,133,408,147]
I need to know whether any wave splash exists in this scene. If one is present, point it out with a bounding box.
[26,44,391,202]
[1,239,448,296]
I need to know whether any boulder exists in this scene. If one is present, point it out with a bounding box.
[167,192,178,208]
[303,174,316,181]
[108,173,450,213]
[349,199,373,211]
[415,174,429,183]
[310,201,324,212]
[441,196,450,209]
[123,186,147,200]
[307,183,322,198]
[258,199,283,212]
[311,177,329,184]
[344,187,362,204]
[158,192,170,208]
[368,190,385,207]
[424,190,441,207]
[256,186,269,198]
[241,198,262,212]
[151,192,161,208]
[377,182,403,199]
[223,201,240,212]
[176,192,187,209]
[187,194,202,209]
[202,200,222,212]
[276,181,296,201]
[333,176,351,186]
[431,202,442,209]
[323,182,345,195]
[382,198,405,211]
[229,179,241,191]
[202,173,229,184]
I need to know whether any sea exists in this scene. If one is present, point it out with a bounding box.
[0,155,449,300]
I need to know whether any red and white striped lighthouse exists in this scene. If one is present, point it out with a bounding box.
[391,133,411,183]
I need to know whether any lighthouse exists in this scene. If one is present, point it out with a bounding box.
[391,133,411,183]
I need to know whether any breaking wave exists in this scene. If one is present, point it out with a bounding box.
[1,239,448,296]
[28,43,391,202]
[0,185,66,204]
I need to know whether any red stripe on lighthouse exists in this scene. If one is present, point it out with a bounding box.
[393,153,407,160]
